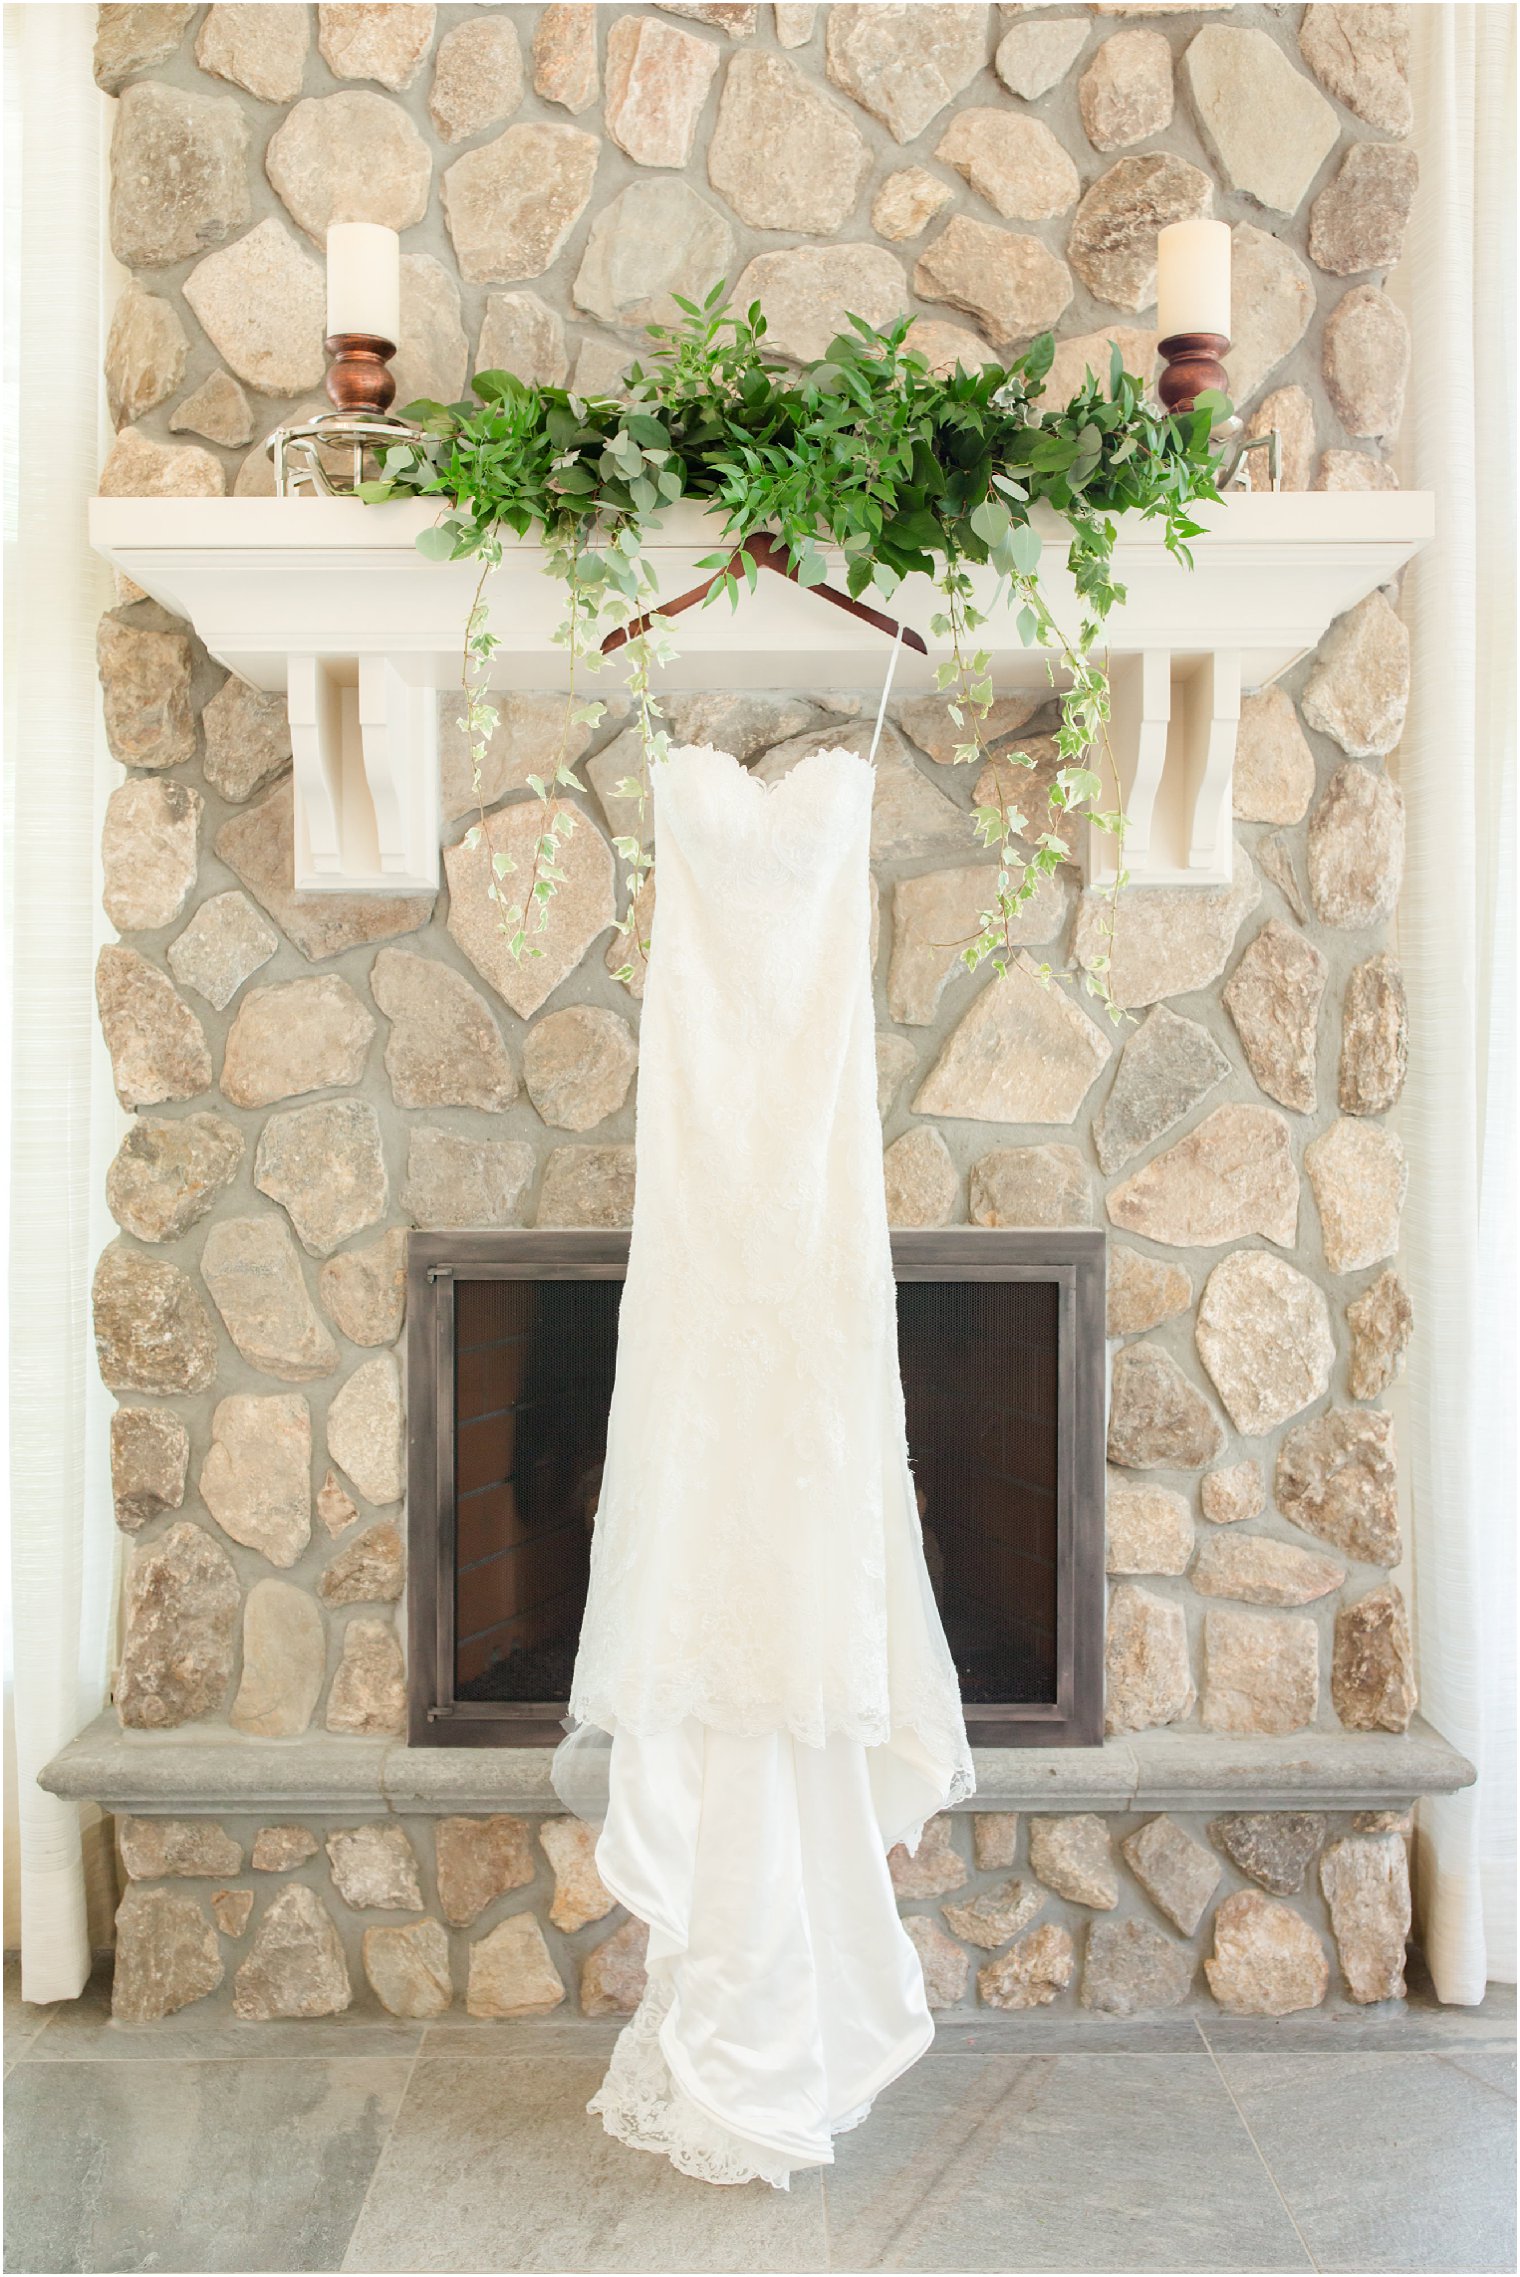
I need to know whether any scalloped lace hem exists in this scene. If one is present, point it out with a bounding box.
[567,1693,974,1806]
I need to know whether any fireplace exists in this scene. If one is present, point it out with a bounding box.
[407,1230,1106,1749]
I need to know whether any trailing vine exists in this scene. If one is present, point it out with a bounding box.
[357,291,1227,1011]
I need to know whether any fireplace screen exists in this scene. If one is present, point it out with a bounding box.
[409,1231,1105,1748]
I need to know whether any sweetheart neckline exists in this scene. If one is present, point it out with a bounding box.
[664,742,876,801]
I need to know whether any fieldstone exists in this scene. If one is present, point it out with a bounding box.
[1107,1105,1299,1250]
[995,16,1087,100]
[708,51,868,234]
[317,1471,360,1536]
[659,2,756,28]
[900,1917,969,2009]
[201,1215,340,1381]
[1193,1533,1345,1609]
[602,13,718,169]
[1211,1813,1326,1895]
[1246,386,1316,494]
[252,1826,320,1872]
[1205,1892,1328,2016]
[537,1146,636,1229]
[581,1918,649,2017]
[735,244,908,363]
[888,1813,967,1899]
[1339,954,1407,1116]
[1104,1581,1195,1734]
[897,690,1047,767]
[97,607,195,771]
[1106,1474,1193,1577]
[1306,763,1405,928]
[168,894,277,1013]
[1047,325,1163,410]
[824,5,987,144]
[213,1890,254,1937]
[1122,1816,1221,1936]
[890,867,1068,1030]
[1067,154,1213,313]
[914,959,1110,1125]
[969,1144,1093,1231]
[876,1034,917,1117]
[442,122,600,286]
[935,111,1079,223]
[1310,142,1418,279]
[196,5,311,102]
[1347,1270,1413,1403]
[883,1129,957,1229]
[441,691,601,823]
[1073,864,1259,1009]
[1092,1005,1231,1176]
[574,180,734,331]
[317,3,435,89]
[111,1407,189,1532]
[1224,225,1315,408]
[266,91,431,244]
[1079,30,1173,151]
[370,949,517,1115]
[1182,27,1337,216]
[475,293,567,390]
[1201,1460,1264,1527]
[427,15,522,143]
[1321,1835,1409,2003]
[1028,1816,1119,1909]
[913,218,1072,348]
[872,168,953,243]
[1256,833,1308,924]
[583,727,657,849]
[1324,285,1410,439]
[200,1393,312,1567]
[1234,687,1315,827]
[1309,601,1411,770]
[1082,1918,1193,2015]
[607,874,656,1000]
[230,1579,325,1736]
[1333,1583,1417,1732]
[533,4,599,114]
[99,424,225,501]
[942,1879,1043,1952]
[183,218,326,397]
[445,802,614,1019]
[387,254,470,413]
[1201,1607,1319,1735]
[95,3,196,90]
[112,1886,223,2021]
[106,1113,243,1246]
[105,280,189,428]
[325,1617,405,1735]
[1352,1811,1413,1836]
[119,1818,242,1881]
[978,1922,1075,2010]
[1300,5,1412,137]
[773,4,815,48]
[1316,450,1399,492]
[93,1242,217,1395]
[467,1914,566,2018]
[254,1100,387,1259]
[908,317,998,377]
[1277,1406,1400,1565]
[1106,1246,1191,1337]
[540,1818,616,1933]
[1306,1118,1406,1275]
[109,80,250,269]
[319,1521,404,1608]
[1196,1251,1334,1436]
[364,1920,452,2018]
[327,1825,423,1912]
[234,1884,351,2019]
[327,1353,405,1507]
[403,1129,535,1230]
[1108,1343,1225,1471]
[223,976,374,1111]
[318,1229,408,1349]
[973,1815,1019,1872]
[117,1522,238,1729]
[202,677,291,805]
[97,948,211,1110]
[573,338,631,405]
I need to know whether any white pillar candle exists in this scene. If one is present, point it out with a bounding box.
[326,223,400,343]
[1156,218,1231,341]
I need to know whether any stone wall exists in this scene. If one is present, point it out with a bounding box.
[91,1,1420,2020]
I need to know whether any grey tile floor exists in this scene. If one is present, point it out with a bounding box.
[5,1962,1514,2276]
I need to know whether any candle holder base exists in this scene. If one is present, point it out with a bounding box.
[1158,332,1231,417]
[266,408,426,500]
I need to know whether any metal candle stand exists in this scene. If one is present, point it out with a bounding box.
[268,330,426,499]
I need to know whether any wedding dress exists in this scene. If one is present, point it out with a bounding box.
[553,740,973,2189]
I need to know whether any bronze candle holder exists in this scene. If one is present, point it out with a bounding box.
[1158,331,1230,416]
[324,331,398,414]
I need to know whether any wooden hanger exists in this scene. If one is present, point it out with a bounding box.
[600,530,928,657]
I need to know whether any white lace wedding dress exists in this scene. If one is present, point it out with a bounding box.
[553,741,973,2188]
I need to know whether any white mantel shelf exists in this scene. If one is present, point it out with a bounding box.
[90,491,1432,893]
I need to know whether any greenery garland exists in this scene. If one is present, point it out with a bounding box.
[356,290,1228,1010]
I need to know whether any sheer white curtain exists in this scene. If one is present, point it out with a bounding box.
[3,2,121,2000]
[1394,4,1517,2002]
